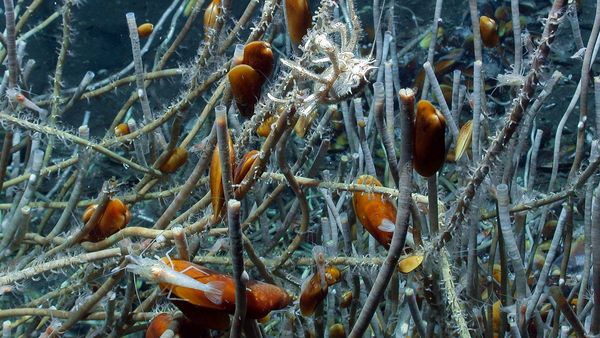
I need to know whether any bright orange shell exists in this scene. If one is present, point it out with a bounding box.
[242,41,274,80]
[145,312,212,337]
[324,266,341,285]
[245,280,293,319]
[480,16,500,48]
[257,115,275,137]
[228,64,263,118]
[299,272,328,316]
[159,147,189,174]
[159,259,292,319]
[82,198,131,242]
[285,0,312,45]
[114,123,130,137]
[234,150,258,184]
[413,100,446,177]
[299,265,341,316]
[352,175,397,249]
[137,23,154,38]
[146,313,172,338]
[203,0,221,33]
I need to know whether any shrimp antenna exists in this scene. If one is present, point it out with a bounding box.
[137,227,171,258]
[132,274,142,307]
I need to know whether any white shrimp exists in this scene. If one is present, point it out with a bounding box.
[125,255,225,305]
[6,88,47,115]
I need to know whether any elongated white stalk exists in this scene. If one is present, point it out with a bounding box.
[341,101,358,155]
[46,144,89,239]
[216,105,233,203]
[527,206,569,320]
[321,191,343,255]
[472,60,482,162]
[227,199,246,337]
[375,31,392,83]
[127,118,149,168]
[511,0,522,75]
[527,129,543,191]
[63,71,95,113]
[384,62,395,138]
[126,12,167,150]
[373,81,398,185]
[451,70,461,122]
[420,0,444,100]
[595,77,600,138]
[354,98,376,176]
[6,130,21,200]
[372,0,383,72]
[1,149,44,254]
[24,132,40,172]
[496,184,527,302]
[320,216,332,253]
[592,182,600,333]
[0,71,9,97]
[423,62,459,139]
[468,0,482,62]
[3,0,18,88]
[567,2,584,50]
[406,288,427,337]
[579,140,600,314]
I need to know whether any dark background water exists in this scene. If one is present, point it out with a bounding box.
[2,0,596,169]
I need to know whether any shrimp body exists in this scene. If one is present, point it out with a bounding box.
[126,255,224,305]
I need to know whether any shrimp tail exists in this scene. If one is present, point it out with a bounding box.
[204,281,225,305]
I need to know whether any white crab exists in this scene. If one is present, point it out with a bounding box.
[280,18,375,117]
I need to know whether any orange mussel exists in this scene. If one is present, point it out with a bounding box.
[257,115,276,137]
[114,123,130,137]
[82,198,131,242]
[242,41,274,80]
[146,313,173,338]
[137,23,154,38]
[157,259,292,322]
[229,42,274,118]
[228,64,263,118]
[159,147,189,174]
[234,150,259,184]
[352,175,397,249]
[299,265,342,316]
[146,312,210,338]
[480,16,500,48]
[209,129,235,220]
[413,100,446,177]
[203,0,221,33]
[285,0,312,45]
